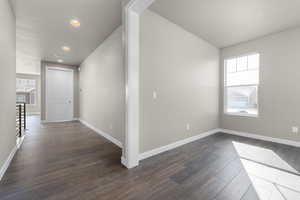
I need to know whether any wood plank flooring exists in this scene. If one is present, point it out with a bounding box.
[0,116,300,200]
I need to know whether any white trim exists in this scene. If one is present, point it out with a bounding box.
[224,52,260,61]
[220,129,300,148]
[139,129,221,161]
[0,145,17,181]
[224,112,258,118]
[41,118,78,123]
[123,0,141,169]
[121,156,128,167]
[16,135,25,149]
[46,66,73,72]
[130,0,156,14]
[79,119,123,148]
[27,112,41,116]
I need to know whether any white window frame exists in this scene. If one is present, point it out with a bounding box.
[224,53,260,117]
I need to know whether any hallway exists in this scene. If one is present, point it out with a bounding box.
[0,116,123,199]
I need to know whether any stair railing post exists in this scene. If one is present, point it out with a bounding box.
[18,104,22,138]
[23,103,26,130]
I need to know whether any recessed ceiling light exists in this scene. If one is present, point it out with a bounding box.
[70,19,80,28]
[62,46,71,51]
[57,59,63,63]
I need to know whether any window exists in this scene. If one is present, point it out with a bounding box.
[224,53,259,116]
[16,78,37,105]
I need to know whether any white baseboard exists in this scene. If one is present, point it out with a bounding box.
[121,156,128,167]
[139,129,220,161]
[0,145,17,181]
[27,112,41,116]
[79,119,123,148]
[41,119,78,123]
[16,135,25,149]
[121,156,139,169]
[220,129,300,148]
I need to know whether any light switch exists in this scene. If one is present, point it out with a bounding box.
[186,124,190,131]
[153,91,157,100]
[292,126,298,133]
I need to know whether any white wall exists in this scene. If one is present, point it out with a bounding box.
[79,27,125,144]
[16,55,40,75]
[220,27,300,142]
[140,10,220,153]
[0,0,16,171]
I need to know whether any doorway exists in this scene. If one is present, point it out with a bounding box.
[45,67,74,122]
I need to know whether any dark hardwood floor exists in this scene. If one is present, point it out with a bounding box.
[1,116,300,200]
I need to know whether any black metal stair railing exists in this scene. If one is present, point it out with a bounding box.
[16,102,26,138]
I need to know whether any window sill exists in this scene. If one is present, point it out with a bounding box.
[224,112,258,118]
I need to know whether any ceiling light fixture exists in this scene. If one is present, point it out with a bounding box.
[69,19,80,28]
[62,46,71,51]
[57,59,63,63]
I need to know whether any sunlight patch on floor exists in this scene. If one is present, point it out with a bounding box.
[233,141,298,174]
[233,142,300,200]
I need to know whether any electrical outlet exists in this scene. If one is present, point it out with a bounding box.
[292,126,298,133]
[186,123,190,131]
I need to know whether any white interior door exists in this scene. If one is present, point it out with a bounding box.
[46,67,74,122]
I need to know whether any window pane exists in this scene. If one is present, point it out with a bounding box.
[226,70,259,86]
[248,54,259,70]
[16,94,26,103]
[237,56,248,71]
[226,86,258,115]
[16,78,36,105]
[226,58,237,73]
